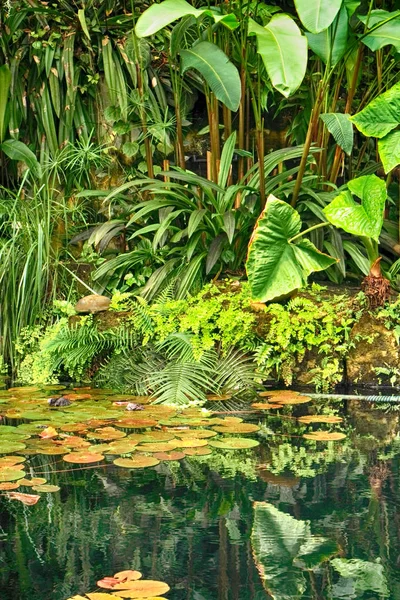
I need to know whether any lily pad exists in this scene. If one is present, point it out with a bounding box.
[116,419,158,429]
[19,477,47,487]
[298,415,343,424]
[153,451,186,461]
[32,484,60,492]
[0,442,26,454]
[135,442,178,453]
[208,437,259,450]
[274,395,311,405]
[128,432,175,443]
[183,447,213,456]
[113,456,160,469]
[303,431,346,441]
[174,439,209,448]
[0,482,20,490]
[212,424,260,434]
[105,440,139,454]
[175,429,217,439]
[111,580,170,597]
[0,469,26,482]
[63,452,105,464]
[251,402,282,409]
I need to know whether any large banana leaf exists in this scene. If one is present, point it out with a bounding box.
[320,112,354,155]
[180,42,241,111]
[378,130,400,174]
[251,502,339,600]
[294,0,342,33]
[135,0,238,38]
[0,64,11,143]
[359,9,400,52]
[248,16,307,97]
[350,81,400,138]
[246,196,336,302]
[307,4,349,66]
[323,175,387,242]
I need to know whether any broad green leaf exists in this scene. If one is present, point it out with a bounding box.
[0,139,41,177]
[323,175,387,242]
[135,0,238,38]
[307,5,349,66]
[320,112,353,154]
[252,502,339,600]
[0,64,11,143]
[350,81,400,138]
[331,559,389,596]
[246,196,336,302]
[378,130,400,173]
[294,0,342,33]
[180,42,241,111]
[359,10,400,52]
[248,16,308,98]
[342,240,369,275]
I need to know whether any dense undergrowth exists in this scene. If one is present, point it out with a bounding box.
[14,283,380,400]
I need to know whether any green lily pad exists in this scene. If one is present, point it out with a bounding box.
[0,442,26,454]
[113,455,160,468]
[32,484,60,493]
[208,437,259,450]
[0,469,26,482]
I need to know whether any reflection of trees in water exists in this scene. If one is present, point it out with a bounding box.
[2,402,400,599]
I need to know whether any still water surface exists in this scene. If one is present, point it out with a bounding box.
[0,395,399,600]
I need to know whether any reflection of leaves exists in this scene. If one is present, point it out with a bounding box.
[251,502,339,600]
[331,558,390,597]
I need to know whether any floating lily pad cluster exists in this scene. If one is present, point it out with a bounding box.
[0,385,262,500]
[251,390,347,442]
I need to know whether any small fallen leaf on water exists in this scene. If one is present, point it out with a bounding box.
[40,426,58,439]
[6,492,40,505]
[97,577,120,590]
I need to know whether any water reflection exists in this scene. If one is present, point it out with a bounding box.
[0,398,400,599]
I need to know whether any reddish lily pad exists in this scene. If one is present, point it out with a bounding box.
[63,452,104,464]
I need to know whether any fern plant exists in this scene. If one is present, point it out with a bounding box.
[95,332,256,406]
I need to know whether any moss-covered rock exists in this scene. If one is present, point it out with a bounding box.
[347,313,399,385]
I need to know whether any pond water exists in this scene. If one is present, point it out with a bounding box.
[0,388,399,600]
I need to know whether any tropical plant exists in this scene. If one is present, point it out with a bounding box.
[323,174,387,267]
[80,140,317,299]
[246,195,337,302]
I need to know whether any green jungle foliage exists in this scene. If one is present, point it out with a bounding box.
[15,284,371,399]
[1,0,400,377]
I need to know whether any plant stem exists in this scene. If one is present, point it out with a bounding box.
[288,221,328,244]
[291,80,325,207]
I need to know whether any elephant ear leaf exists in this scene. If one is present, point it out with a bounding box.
[323,175,387,242]
[180,41,241,111]
[350,81,400,138]
[246,195,336,303]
